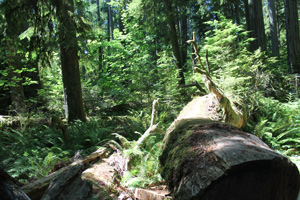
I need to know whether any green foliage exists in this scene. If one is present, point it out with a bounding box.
[109,117,164,190]
[0,116,145,183]
[118,136,163,189]
[247,96,300,165]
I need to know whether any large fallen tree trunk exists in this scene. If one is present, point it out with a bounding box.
[160,118,300,200]
[159,33,300,199]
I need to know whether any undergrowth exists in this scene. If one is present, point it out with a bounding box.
[0,116,145,184]
[246,94,300,169]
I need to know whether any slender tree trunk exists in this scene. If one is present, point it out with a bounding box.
[107,0,114,41]
[180,8,188,72]
[56,0,86,122]
[96,0,101,23]
[268,0,280,58]
[284,0,300,73]
[243,0,251,33]
[247,0,267,52]
[234,0,240,25]
[97,0,103,72]
[107,0,111,41]
[164,0,185,86]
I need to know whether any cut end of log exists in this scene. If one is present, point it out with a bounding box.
[160,121,300,200]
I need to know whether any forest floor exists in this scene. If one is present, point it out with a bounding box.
[82,152,171,200]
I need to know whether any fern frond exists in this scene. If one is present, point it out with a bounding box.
[107,139,124,151]
[275,127,298,141]
[112,133,131,149]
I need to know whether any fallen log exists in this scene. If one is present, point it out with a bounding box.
[21,147,111,200]
[41,164,92,200]
[0,168,30,200]
[160,120,300,200]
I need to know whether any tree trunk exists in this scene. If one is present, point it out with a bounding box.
[97,0,103,73]
[56,0,86,122]
[160,120,300,200]
[96,0,101,23]
[284,0,300,73]
[107,0,114,41]
[243,0,251,33]
[180,8,188,72]
[247,0,267,52]
[234,0,240,25]
[268,0,280,58]
[164,0,185,86]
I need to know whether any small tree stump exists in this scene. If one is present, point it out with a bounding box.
[160,120,300,200]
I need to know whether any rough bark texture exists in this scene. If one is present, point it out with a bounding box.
[160,94,300,200]
[160,121,300,200]
[56,0,86,122]
[164,0,185,86]
[41,164,92,200]
[247,0,267,52]
[268,0,280,58]
[284,0,300,73]
[180,8,188,72]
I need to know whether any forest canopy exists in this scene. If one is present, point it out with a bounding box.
[1,0,300,195]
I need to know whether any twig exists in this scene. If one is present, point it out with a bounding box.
[134,99,160,150]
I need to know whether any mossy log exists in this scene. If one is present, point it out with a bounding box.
[160,120,300,200]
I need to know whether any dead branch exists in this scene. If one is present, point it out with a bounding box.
[187,32,245,128]
[134,99,160,150]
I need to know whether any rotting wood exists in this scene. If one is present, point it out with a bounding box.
[160,122,300,200]
[41,164,92,200]
[22,147,112,200]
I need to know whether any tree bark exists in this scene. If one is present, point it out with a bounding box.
[164,0,185,86]
[97,0,104,73]
[41,164,92,200]
[107,0,114,41]
[22,147,111,200]
[180,8,188,72]
[247,0,267,52]
[234,0,240,25]
[268,0,280,58]
[243,0,251,33]
[56,0,86,122]
[160,121,300,200]
[284,0,300,73]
